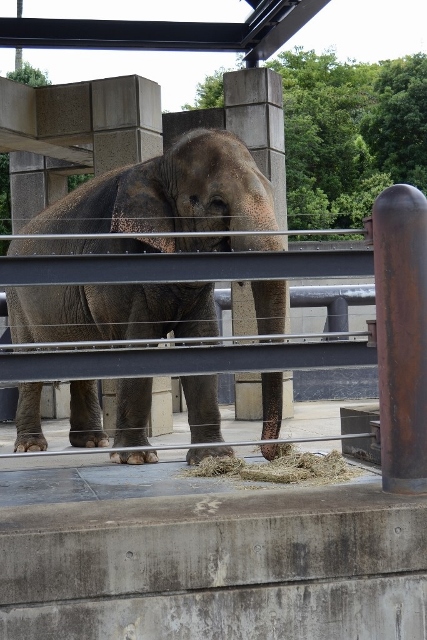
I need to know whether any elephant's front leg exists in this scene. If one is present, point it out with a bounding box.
[14,382,47,452]
[181,375,234,465]
[111,377,158,465]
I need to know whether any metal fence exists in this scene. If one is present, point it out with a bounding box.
[1,184,427,494]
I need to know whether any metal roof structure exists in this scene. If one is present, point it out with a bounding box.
[0,0,331,66]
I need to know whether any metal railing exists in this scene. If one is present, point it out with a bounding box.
[1,184,427,494]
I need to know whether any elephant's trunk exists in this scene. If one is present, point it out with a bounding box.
[251,279,287,461]
[230,190,287,461]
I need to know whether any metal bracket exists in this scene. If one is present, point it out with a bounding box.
[366,319,377,348]
[363,216,373,246]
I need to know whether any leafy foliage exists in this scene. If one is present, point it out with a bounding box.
[182,68,227,110]
[68,174,93,192]
[6,61,51,87]
[361,53,427,194]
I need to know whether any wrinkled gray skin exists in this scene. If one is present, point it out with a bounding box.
[7,129,286,464]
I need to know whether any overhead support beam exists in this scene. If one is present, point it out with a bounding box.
[0,2,331,64]
[0,18,248,52]
[244,0,332,63]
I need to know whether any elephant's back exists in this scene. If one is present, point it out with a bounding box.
[7,168,125,257]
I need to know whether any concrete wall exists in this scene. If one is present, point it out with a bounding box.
[0,480,426,639]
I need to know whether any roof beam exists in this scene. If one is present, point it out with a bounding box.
[0,18,248,52]
[244,0,332,63]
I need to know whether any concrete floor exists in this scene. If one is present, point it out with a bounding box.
[0,401,380,507]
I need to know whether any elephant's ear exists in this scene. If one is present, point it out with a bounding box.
[111,164,175,253]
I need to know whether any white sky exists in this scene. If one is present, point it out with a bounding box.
[0,0,426,112]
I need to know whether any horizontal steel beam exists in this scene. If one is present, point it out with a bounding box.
[0,18,249,52]
[0,341,377,384]
[0,251,374,286]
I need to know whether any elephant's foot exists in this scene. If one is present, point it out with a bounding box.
[69,429,110,449]
[186,443,234,466]
[260,443,278,461]
[110,450,159,465]
[14,434,48,453]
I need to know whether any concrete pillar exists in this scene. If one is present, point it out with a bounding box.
[9,151,70,418]
[223,68,293,420]
[9,152,69,233]
[91,75,172,436]
[92,75,163,172]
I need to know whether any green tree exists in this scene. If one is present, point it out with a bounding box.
[332,171,394,229]
[0,63,51,254]
[182,68,227,110]
[361,53,427,194]
[268,49,380,203]
[6,60,51,87]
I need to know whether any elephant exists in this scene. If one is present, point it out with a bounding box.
[6,128,287,465]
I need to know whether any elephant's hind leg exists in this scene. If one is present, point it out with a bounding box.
[111,377,158,465]
[69,380,109,448]
[14,382,48,452]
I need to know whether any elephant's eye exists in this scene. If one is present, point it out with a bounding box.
[209,197,227,213]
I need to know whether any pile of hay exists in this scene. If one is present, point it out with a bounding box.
[184,445,361,486]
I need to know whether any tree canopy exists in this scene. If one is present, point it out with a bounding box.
[361,53,427,193]
[183,48,426,238]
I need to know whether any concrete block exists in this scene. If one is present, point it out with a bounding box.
[223,68,283,107]
[149,390,173,436]
[235,381,263,420]
[0,77,36,137]
[102,395,117,439]
[9,151,44,173]
[340,403,380,464]
[47,173,68,205]
[152,376,172,394]
[41,383,70,419]
[93,129,140,174]
[92,76,138,131]
[101,379,116,396]
[137,128,163,162]
[269,149,287,229]
[172,377,187,412]
[36,82,91,139]
[136,76,162,133]
[10,172,46,232]
[93,128,162,174]
[267,104,285,151]
[225,104,269,149]
[235,376,293,420]
[162,108,225,151]
[226,104,285,152]
[92,76,161,133]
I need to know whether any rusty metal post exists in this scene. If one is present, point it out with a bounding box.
[373,184,427,494]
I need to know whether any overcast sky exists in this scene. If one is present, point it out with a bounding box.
[1,0,426,112]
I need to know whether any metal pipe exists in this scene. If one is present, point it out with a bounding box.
[326,297,349,341]
[4,331,369,351]
[373,184,427,494]
[214,285,375,309]
[2,229,365,241]
[0,432,375,460]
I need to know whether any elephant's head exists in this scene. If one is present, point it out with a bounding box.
[111,129,286,460]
